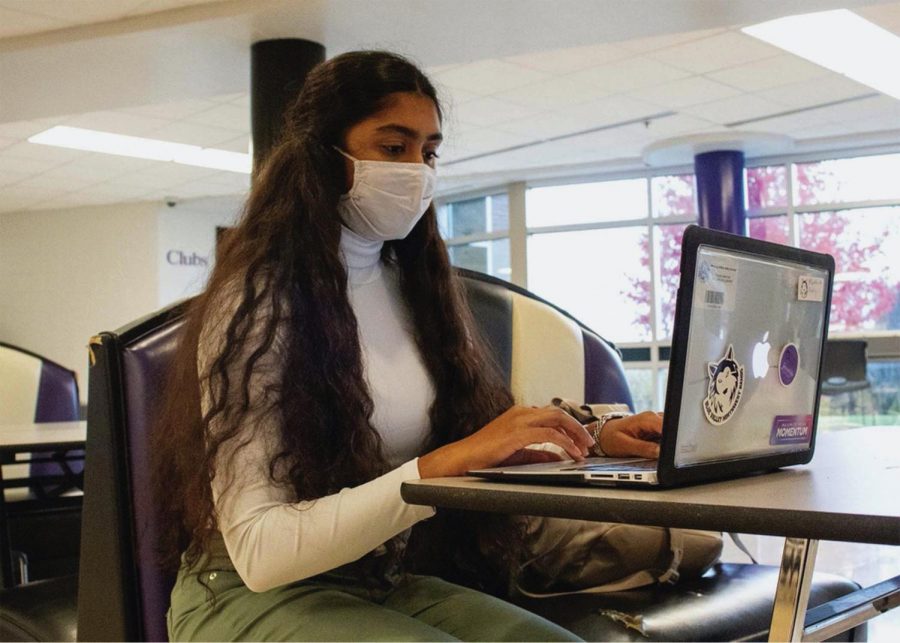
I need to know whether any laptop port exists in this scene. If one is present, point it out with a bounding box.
[635,474,643,480]
[617,474,630,480]
[592,473,614,479]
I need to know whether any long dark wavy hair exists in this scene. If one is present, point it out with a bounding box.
[150,50,519,593]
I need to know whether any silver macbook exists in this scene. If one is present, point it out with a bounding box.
[469,225,835,488]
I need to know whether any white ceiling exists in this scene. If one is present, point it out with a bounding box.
[1,0,899,213]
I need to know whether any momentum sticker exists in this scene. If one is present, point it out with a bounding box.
[769,415,813,445]
[703,344,745,425]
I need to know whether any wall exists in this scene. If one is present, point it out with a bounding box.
[158,195,241,307]
[0,195,241,403]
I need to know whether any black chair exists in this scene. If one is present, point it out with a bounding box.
[820,340,872,419]
[821,340,870,395]
[7,270,863,641]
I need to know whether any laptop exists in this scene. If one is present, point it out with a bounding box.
[469,225,835,488]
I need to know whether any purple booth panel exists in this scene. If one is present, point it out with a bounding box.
[122,320,186,643]
[30,354,83,491]
[582,331,634,411]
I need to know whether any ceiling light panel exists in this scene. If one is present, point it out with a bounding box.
[743,9,900,101]
[28,126,251,173]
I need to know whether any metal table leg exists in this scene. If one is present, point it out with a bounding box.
[769,537,819,642]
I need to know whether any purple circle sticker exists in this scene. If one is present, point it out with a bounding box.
[779,343,800,386]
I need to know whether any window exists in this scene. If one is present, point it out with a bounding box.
[439,153,899,417]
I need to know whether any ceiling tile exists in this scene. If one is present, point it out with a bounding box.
[739,109,835,136]
[0,117,68,140]
[185,102,249,131]
[229,93,251,108]
[451,96,544,128]
[431,59,551,95]
[148,121,242,147]
[649,31,782,74]
[62,111,172,136]
[38,153,156,182]
[615,27,727,54]
[2,141,85,164]
[754,75,875,109]
[132,161,219,184]
[492,74,615,111]
[122,98,220,120]
[680,93,788,125]
[216,135,251,154]
[13,173,95,192]
[564,57,690,95]
[557,94,674,130]
[0,154,59,175]
[442,127,523,161]
[503,42,631,73]
[706,54,831,93]
[629,76,741,109]
[0,169,29,187]
[0,136,16,150]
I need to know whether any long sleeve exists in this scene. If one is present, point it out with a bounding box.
[199,275,435,593]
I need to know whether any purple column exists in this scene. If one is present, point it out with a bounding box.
[694,150,746,235]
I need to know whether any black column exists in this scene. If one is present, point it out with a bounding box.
[694,150,747,235]
[250,39,325,177]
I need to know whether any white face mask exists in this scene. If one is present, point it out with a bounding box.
[335,148,437,241]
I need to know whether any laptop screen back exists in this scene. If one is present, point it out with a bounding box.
[673,244,830,468]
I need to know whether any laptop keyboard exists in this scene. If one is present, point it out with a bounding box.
[563,460,657,472]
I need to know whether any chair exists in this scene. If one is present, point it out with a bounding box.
[0,343,83,587]
[68,270,864,641]
[820,340,872,420]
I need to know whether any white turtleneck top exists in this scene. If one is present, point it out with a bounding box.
[200,227,437,593]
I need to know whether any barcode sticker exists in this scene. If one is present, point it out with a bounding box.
[705,290,725,306]
[695,257,737,311]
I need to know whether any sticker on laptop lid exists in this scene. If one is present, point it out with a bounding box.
[798,275,825,302]
[769,415,812,445]
[695,257,737,312]
[778,343,800,386]
[703,344,745,425]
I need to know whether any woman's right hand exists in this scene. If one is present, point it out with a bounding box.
[417,405,595,478]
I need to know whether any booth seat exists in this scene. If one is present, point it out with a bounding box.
[1,269,865,641]
[0,343,82,589]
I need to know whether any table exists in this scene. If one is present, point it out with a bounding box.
[0,421,86,588]
[402,426,900,641]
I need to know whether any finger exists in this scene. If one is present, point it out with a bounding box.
[524,426,586,461]
[500,449,563,466]
[618,434,661,460]
[527,408,595,448]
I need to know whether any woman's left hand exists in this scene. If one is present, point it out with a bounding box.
[598,411,663,459]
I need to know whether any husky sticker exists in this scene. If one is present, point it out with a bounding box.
[703,344,745,425]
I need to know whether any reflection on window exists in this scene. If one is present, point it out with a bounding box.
[793,154,900,206]
[746,165,788,210]
[448,239,511,280]
[527,179,647,227]
[798,207,900,332]
[651,174,696,218]
[624,369,653,412]
[438,193,508,238]
[748,215,790,244]
[528,227,650,342]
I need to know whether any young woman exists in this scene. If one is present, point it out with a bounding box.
[152,50,662,641]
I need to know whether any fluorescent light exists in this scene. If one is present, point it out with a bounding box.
[742,9,900,101]
[28,126,251,174]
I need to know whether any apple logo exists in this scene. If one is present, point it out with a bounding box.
[751,332,771,379]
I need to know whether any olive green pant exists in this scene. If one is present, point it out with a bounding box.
[168,563,581,642]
